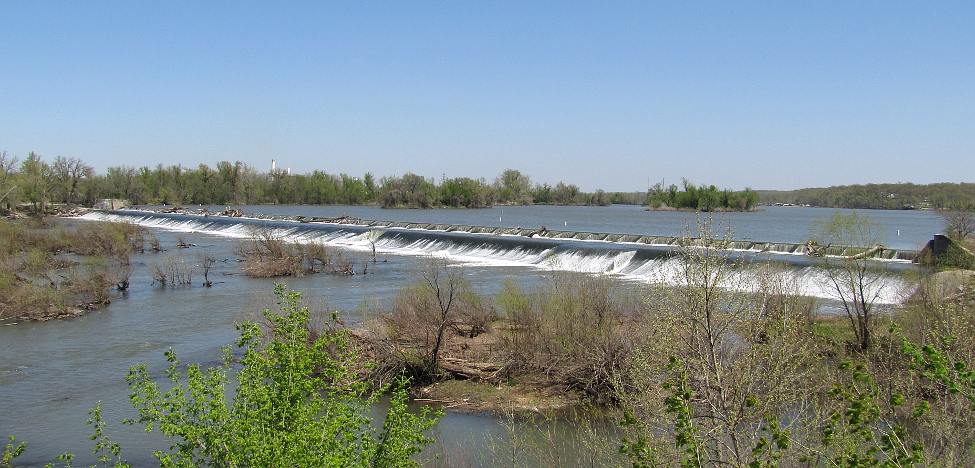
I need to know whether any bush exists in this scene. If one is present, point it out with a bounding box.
[151,255,193,287]
[498,272,645,401]
[61,221,145,257]
[236,230,356,277]
[375,259,497,382]
[124,284,439,466]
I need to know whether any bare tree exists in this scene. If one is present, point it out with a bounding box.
[198,252,216,287]
[114,254,133,291]
[817,212,890,352]
[51,156,93,205]
[0,151,19,209]
[421,257,461,377]
[621,217,817,466]
[942,210,975,241]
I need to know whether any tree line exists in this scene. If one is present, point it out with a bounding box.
[0,152,646,211]
[758,182,975,210]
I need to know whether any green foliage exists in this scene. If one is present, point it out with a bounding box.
[378,173,440,208]
[1,151,631,209]
[123,284,439,467]
[2,436,26,468]
[618,409,657,468]
[87,403,130,467]
[662,357,702,468]
[817,360,924,467]
[645,179,757,211]
[495,169,533,205]
[748,417,790,468]
[439,177,494,208]
[901,330,975,406]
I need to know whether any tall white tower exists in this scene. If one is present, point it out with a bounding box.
[271,159,277,172]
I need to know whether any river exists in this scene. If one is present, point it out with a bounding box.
[0,205,942,466]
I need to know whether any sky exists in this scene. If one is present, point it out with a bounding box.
[1,2,972,191]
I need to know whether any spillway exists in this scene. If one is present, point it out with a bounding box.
[78,209,920,304]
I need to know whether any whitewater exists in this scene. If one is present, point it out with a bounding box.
[79,210,917,304]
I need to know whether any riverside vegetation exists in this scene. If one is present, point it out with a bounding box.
[759,182,975,210]
[0,218,146,321]
[5,213,975,465]
[0,151,637,211]
[8,150,973,212]
[0,216,377,321]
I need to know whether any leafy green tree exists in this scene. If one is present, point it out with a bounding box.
[19,151,52,213]
[123,284,439,467]
[440,177,493,208]
[495,169,532,205]
[379,173,438,208]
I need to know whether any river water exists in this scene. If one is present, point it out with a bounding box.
[0,205,942,466]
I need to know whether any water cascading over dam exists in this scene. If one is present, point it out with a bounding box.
[79,209,920,304]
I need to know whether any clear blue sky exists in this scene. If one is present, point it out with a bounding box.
[1,1,972,191]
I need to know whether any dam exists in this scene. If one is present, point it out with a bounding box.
[75,208,922,305]
[84,208,920,262]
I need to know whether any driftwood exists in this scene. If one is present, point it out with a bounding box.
[439,357,506,383]
[804,240,887,259]
[804,240,827,257]
[220,209,243,217]
[848,244,887,259]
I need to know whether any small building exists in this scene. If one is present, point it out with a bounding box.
[94,199,130,210]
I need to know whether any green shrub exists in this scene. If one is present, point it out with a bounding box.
[124,284,439,466]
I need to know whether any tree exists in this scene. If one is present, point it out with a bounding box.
[378,173,438,208]
[124,284,439,466]
[0,152,19,210]
[620,219,815,466]
[51,156,94,205]
[364,172,377,200]
[553,181,580,205]
[495,169,532,204]
[19,152,52,213]
[942,210,975,241]
[198,252,216,287]
[420,258,461,377]
[105,166,143,204]
[817,212,891,352]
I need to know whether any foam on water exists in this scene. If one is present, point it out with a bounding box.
[80,211,914,304]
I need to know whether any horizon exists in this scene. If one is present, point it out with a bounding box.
[1,2,973,191]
